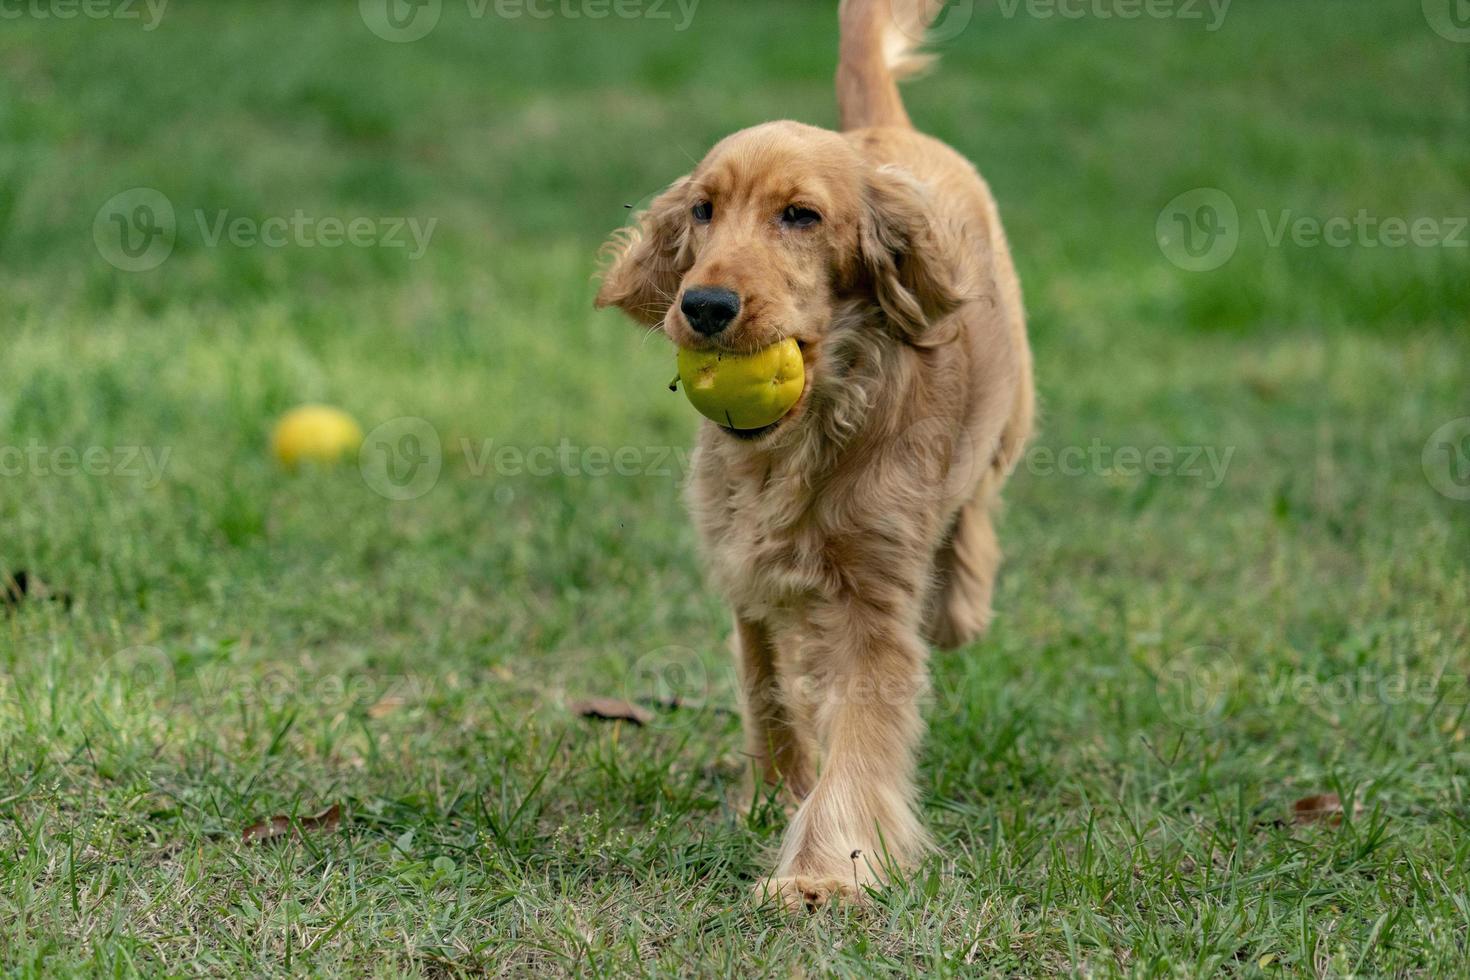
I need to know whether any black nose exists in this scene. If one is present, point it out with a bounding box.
[680,286,741,335]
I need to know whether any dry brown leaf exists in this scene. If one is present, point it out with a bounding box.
[368,696,404,718]
[569,697,654,726]
[241,814,292,844]
[1290,792,1361,826]
[242,804,342,844]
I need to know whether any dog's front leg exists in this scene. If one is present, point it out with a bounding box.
[734,616,814,808]
[758,594,929,910]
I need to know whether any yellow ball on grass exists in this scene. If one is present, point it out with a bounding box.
[270,405,363,469]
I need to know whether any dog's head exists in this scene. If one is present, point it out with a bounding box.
[596,121,961,436]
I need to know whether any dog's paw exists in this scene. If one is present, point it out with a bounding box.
[754,874,860,912]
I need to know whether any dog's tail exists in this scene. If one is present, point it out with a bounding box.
[837,0,945,130]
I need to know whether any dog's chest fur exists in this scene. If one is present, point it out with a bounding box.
[686,429,946,624]
[682,327,976,629]
[688,443,837,618]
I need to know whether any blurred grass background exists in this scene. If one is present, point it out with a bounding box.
[1,0,1468,974]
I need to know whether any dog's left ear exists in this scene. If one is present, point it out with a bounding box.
[854,166,964,344]
[595,178,693,327]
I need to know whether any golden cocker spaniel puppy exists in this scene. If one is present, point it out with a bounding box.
[597,0,1034,909]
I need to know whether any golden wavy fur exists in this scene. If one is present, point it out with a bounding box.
[595,0,1034,909]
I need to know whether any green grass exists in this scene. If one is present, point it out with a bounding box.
[2,0,1468,974]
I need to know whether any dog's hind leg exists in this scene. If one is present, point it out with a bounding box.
[923,489,1001,651]
[925,363,1034,650]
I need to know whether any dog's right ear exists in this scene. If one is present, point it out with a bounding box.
[594,178,693,326]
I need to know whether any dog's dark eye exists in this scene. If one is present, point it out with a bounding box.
[692,201,713,223]
[781,206,821,228]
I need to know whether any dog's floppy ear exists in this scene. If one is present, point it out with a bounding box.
[595,178,693,326]
[856,166,964,344]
